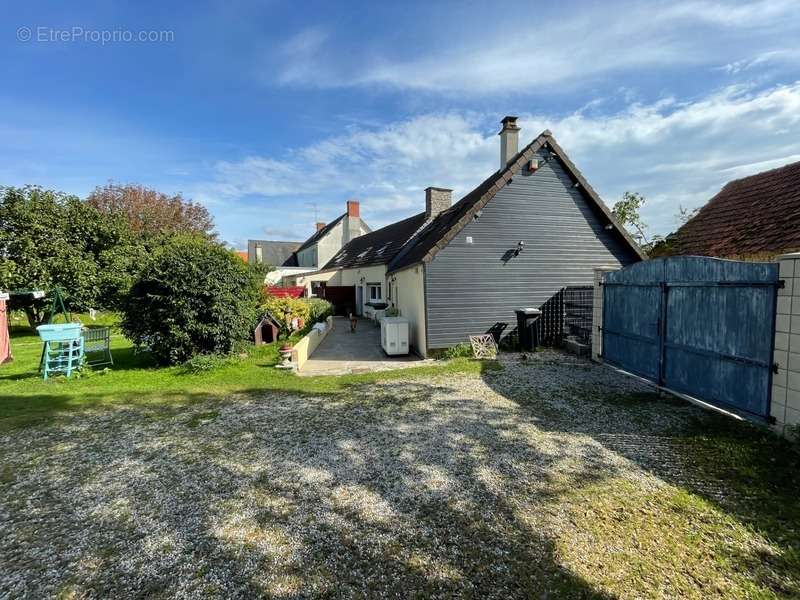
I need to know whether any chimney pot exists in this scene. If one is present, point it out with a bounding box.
[425,187,452,220]
[498,115,520,168]
[316,222,326,232]
[346,199,360,218]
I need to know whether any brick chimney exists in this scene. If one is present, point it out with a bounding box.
[345,199,361,242]
[499,116,520,168]
[316,222,326,232]
[425,187,452,220]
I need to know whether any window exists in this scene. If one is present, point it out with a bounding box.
[255,246,263,263]
[367,283,382,301]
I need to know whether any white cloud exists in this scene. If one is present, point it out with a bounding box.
[718,49,800,75]
[273,1,799,94]
[201,81,800,239]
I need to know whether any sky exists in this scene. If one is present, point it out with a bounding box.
[2,0,800,248]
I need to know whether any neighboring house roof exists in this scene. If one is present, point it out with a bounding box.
[669,160,800,258]
[387,130,643,273]
[320,213,428,271]
[251,240,302,267]
[295,214,347,255]
[235,250,248,262]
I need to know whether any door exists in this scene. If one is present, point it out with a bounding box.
[355,285,363,316]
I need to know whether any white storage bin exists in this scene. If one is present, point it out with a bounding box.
[380,317,410,356]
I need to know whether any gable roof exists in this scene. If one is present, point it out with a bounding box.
[387,130,644,273]
[319,212,428,271]
[294,214,347,255]
[669,160,800,258]
[249,240,301,267]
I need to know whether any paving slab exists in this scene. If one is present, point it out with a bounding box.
[299,316,430,375]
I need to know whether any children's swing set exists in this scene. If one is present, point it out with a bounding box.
[0,287,114,380]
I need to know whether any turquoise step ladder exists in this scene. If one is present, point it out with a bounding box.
[36,324,85,380]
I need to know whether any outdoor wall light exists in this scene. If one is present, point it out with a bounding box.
[514,240,525,256]
[473,209,483,220]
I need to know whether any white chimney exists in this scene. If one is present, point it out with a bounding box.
[425,187,452,220]
[498,116,520,168]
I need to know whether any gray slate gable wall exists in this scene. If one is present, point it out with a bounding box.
[424,148,639,349]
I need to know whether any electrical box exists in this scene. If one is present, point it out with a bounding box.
[380,317,410,356]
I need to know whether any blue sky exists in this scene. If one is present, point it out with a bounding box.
[2,0,800,247]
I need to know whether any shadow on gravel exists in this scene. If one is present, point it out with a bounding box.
[0,377,614,599]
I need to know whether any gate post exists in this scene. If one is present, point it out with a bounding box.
[591,266,619,363]
[773,253,800,437]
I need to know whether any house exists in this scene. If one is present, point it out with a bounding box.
[247,240,301,266]
[664,160,800,259]
[249,200,371,285]
[294,117,643,356]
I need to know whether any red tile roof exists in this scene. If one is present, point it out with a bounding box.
[235,250,248,262]
[671,160,800,258]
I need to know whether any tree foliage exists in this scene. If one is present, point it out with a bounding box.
[121,236,263,365]
[612,191,650,245]
[87,182,216,239]
[0,185,144,326]
[676,204,701,225]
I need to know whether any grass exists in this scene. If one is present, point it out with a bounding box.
[0,312,498,431]
[550,397,800,599]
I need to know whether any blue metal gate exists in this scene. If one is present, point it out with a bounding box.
[602,257,779,420]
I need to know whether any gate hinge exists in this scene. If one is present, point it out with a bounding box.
[778,279,786,289]
[773,362,780,374]
[768,415,777,425]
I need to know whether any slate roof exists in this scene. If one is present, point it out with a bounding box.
[320,213,428,271]
[249,240,301,267]
[670,160,800,258]
[311,130,641,276]
[387,130,643,273]
[295,214,346,254]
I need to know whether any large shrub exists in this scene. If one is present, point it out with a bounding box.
[122,236,262,365]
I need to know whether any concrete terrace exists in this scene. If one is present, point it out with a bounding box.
[299,316,428,376]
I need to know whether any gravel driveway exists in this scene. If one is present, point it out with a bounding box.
[0,352,778,598]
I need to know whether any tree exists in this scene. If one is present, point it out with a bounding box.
[0,186,143,326]
[87,182,215,239]
[676,204,701,225]
[612,191,650,245]
[121,236,263,365]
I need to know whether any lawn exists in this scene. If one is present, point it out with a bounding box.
[0,314,490,431]
[1,317,799,598]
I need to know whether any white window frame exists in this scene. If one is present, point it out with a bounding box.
[367,283,382,302]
